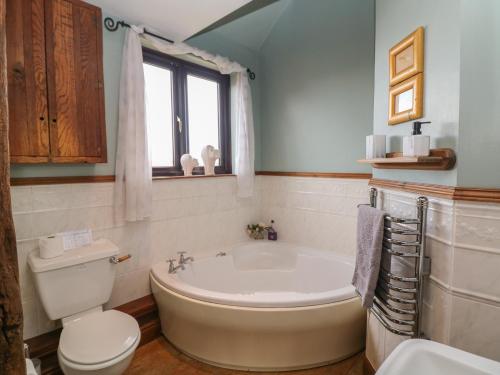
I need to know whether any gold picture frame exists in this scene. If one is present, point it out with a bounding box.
[389,27,424,86]
[388,73,423,125]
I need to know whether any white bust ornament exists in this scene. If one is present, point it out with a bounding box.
[201,145,221,176]
[180,154,199,176]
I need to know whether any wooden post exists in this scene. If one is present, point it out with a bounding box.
[0,0,26,373]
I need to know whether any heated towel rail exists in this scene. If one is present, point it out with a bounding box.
[368,187,430,338]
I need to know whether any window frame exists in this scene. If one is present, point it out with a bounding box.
[142,47,232,177]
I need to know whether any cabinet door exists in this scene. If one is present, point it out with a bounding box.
[45,0,107,163]
[7,0,50,163]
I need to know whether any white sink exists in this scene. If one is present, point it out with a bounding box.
[376,339,500,375]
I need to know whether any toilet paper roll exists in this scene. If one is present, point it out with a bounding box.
[38,235,64,259]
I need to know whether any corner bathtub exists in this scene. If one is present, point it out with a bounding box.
[150,242,366,371]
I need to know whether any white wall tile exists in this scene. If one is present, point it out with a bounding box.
[449,295,500,361]
[365,311,386,370]
[427,238,453,287]
[107,267,151,309]
[454,206,500,251]
[452,246,500,300]
[22,300,38,340]
[11,187,33,214]
[422,280,452,344]
[383,330,407,360]
[13,213,33,240]
[31,185,73,211]
[17,240,37,303]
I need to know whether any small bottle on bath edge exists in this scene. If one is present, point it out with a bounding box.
[267,220,278,241]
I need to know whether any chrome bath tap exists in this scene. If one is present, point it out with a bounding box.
[167,258,184,274]
[178,251,194,266]
[167,252,194,274]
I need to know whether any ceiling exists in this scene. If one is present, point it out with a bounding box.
[193,0,291,52]
[84,0,253,41]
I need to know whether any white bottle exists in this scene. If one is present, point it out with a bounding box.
[403,121,431,157]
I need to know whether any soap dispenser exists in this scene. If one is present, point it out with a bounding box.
[403,121,431,157]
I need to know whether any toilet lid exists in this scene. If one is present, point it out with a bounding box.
[59,310,140,365]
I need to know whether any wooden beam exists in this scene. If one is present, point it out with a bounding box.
[0,0,26,372]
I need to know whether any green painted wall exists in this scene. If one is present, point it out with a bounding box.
[188,33,263,170]
[373,0,500,188]
[258,0,375,173]
[457,0,500,188]
[373,0,461,186]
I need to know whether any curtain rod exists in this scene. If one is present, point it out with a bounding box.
[103,17,256,80]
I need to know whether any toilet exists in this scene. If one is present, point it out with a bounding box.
[28,239,141,375]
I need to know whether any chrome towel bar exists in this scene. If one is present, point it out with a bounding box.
[367,187,430,338]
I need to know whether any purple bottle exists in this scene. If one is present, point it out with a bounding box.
[267,220,278,241]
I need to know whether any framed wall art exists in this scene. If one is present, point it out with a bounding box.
[388,73,423,125]
[389,27,424,87]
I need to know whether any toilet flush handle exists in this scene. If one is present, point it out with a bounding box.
[110,254,132,264]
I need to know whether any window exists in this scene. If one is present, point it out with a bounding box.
[143,48,231,176]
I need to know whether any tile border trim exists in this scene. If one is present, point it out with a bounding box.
[10,174,239,186]
[256,171,372,179]
[370,178,500,203]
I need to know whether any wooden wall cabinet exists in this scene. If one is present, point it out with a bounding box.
[7,0,107,164]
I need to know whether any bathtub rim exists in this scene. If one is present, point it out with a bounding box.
[150,270,362,312]
[151,241,358,309]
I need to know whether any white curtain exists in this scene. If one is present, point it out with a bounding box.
[142,35,255,198]
[233,73,255,197]
[114,26,152,222]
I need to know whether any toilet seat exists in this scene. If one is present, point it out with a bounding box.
[58,310,140,368]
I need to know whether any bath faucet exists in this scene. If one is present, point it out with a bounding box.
[167,258,184,274]
[178,251,194,266]
[216,251,226,257]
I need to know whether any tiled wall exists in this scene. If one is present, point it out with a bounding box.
[14,175,500,362]
[13,176,261,339]
[260,176,370,257]
[13,175,370,339]
[366,188,500,367]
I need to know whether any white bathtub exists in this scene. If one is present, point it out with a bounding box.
[150,242,366,371]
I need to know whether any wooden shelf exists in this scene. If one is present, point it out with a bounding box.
[358,148,456,170]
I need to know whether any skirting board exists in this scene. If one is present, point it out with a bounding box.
[24,295,161,375]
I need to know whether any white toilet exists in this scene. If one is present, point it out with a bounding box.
[28,239,141,375]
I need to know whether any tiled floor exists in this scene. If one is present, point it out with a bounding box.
[125,337,364,375]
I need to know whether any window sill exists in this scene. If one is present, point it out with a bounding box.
[153,174,235,181]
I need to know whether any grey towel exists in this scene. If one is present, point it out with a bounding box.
[352,205,385,308]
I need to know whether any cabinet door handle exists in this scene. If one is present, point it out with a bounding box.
[51,119,57,123]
